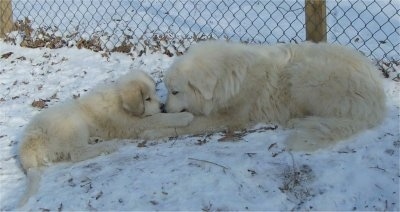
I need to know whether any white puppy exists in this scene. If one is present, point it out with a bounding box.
[18,70,193,206]
[145,40,386,151]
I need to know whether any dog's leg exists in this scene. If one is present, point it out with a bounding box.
[70,142,119,162]
[139,128,180,140]
[142,112,194,128]
[139,115,234,140]
[108,112,193,139]
[285,116,368,151]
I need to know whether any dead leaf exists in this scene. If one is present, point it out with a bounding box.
[95,191,103,200]
[50,93,58,99]
[32,99,48,108]
[16,56,26,60]
[268,143,277,150]
[1,52,13,59]
[149,200,158,205]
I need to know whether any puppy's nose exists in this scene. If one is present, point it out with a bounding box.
[160,103,166,113]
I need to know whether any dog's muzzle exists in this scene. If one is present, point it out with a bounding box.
[160,103,167,113]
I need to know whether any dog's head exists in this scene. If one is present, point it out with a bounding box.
[164,60,212,116]
[118,71,162,117]
[164,41,256,116]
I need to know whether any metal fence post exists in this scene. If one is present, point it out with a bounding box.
[305,0,327,42]
[0,0,13,38]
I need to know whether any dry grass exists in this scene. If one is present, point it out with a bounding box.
[3,17,398,80]
[3,18,212,58]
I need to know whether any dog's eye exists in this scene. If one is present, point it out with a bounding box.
[145,97,151,101]
[172,91,179,95]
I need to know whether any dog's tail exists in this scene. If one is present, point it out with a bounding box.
[18,167,43,207]
[17,127,46,208]
[285,116,383,151]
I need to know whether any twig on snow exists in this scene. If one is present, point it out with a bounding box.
[369,165,386,172]
[188,157,229,171]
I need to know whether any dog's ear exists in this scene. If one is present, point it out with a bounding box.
[119,81,145,116]
[187,72,217,100]
[190,54,248,103]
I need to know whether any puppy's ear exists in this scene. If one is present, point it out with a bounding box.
[187,73,217,100]
[119,82,145,116]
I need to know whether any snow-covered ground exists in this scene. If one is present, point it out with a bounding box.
[0,41,399,211]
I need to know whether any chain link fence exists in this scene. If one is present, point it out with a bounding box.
[1,0,399,63]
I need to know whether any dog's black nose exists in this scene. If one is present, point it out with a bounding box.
[160,103,166,113]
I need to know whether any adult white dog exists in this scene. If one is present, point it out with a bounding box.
[18,70,193,206]
[146,40,386,151]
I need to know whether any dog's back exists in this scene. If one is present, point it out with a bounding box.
[282,42,386,150]
[287,42,386,126]
[19,102,89,171]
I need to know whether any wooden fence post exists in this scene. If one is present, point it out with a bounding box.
[0,0,13,38]
[305,0,327,42]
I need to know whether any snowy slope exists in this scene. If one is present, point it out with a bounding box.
[0,42,398,211]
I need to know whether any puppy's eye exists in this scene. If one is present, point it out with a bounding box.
[145,97,151,101]
[172,91,179,95]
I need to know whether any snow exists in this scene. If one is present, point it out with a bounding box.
[0,40,399,211]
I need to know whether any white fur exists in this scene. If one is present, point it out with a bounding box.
[18,70,193,206]
[160,40,386,151]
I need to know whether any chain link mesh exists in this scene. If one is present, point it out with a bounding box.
[1,0,399,61]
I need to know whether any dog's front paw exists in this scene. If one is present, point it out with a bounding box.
[177,112,194,126]
[165,112,194,127]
